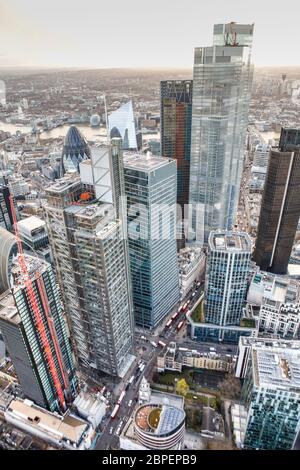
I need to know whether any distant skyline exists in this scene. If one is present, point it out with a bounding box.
[0,0,299,69]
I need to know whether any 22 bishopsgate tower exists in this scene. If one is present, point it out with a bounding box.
[188,23,254,245]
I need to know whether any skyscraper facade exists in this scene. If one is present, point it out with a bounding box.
[188,23,254,245]
[242,340,300,450]
[160,80,193,210]
[0,182,14,230]
[44,175,135,378]
[108,101,138,150]
[254,128,300,274]
[0,254,77,412]
[205,231,252,326]
[61,126,91,175]
[123,153,180,329]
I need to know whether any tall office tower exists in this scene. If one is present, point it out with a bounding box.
[123,154,180,329]
[242,340,300,450]
[205,231,251,325]
[253,128,300,274]
[44,175,135,378]
[0,254,77,412]
[188,23,254,245]
[0,182,14,230]
[61,126,91,175]
[108,101,138,150]
[160,80,193,210]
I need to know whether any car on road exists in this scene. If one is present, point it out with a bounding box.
[128,399,133,407]
[109,427,113,435]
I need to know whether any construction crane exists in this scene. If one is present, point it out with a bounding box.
[9,195,67,411]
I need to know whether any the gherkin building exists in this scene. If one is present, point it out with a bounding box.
[61,126,91,175]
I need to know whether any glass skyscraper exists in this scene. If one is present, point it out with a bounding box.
[0,182,15,231]
[242,340,300,450]
[108,101,138,150]
[205,231,251,326]
[61,126,91,175]
[160,80,193,210]
[188,23,254,245]
[254,128,300,274]
[0,254,77,412]
[123,153,180,329]
[188,231,253,344]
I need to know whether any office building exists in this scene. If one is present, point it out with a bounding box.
[108,101,138,150]
[148,139,160,156]
[120,381,185,450]
[160,80,192,210]
[61,126,91,175]
[157,342,233,374]
[0,182,14,230]
[0,254,77,412]
[123,153,180,329]
[17,216,51,263]
[205,231,251,325]
[79,139,125,218]
[252,143,271,169]
[235,337,300,379]
[188,23,254,244]
[242,340,300,450]
[247,271,300,339]
[188,231,254,343]
[254,128,300,274]
[44,175,135,378]
[8,175,30,198]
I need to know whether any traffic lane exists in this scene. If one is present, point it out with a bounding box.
[96,351,160,449]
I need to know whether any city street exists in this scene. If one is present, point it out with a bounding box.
[94,280,234,450]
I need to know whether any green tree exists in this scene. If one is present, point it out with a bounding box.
[176,378,189,396]
[218,374,241,399]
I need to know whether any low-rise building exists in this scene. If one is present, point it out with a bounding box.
[4,398,95,450]
[157,342,234,373]
[247,271,300,339]
[73,391,107,429]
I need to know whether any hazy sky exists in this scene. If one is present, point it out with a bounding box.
[0,0,299,69]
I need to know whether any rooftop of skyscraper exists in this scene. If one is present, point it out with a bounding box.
[45,174,81,194]
[0,291,20,325]
[209,231,251,253]
[251,342,300,389]
[123,152,175,172]
[9,253,49,291]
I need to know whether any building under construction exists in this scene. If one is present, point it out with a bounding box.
[43,171,135,378]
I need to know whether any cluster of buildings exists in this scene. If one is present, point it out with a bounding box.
[1,20,300,451]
